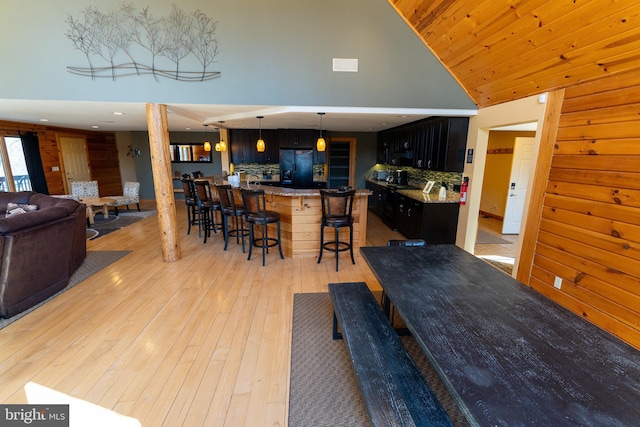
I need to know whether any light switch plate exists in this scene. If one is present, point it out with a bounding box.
[553,276,562,289]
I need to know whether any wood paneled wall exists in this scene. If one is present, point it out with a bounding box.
[389,1,640,107]
[527,70,640,349]
[0,120,121,196]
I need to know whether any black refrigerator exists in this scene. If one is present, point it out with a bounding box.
[279,149,313,188]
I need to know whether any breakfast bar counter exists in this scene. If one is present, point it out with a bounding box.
[201,179,370,258]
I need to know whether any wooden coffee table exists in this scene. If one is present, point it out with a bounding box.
[81,197,115,225]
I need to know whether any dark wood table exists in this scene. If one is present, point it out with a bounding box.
[360,244,640,427]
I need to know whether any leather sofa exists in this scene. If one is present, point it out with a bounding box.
[0,191,87,318]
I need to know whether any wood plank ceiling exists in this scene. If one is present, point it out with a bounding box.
[389,0,640,107]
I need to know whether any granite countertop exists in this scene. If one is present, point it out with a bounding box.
[397,188,460,204]
[215,180,370,197]
[365,178,459,204]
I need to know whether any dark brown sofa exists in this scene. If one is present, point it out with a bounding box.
[0,191,87,318]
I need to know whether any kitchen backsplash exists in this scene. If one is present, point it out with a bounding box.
[231,163,326,178]
[371,165,463,191]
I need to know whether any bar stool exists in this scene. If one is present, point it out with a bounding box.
[317,189,356,271]
[194,180,222,243]
[181,178,200,236]
[240,188,284,266]
[215,184,248,252]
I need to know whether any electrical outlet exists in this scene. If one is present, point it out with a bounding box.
[554,276,562,289]
[52,166,59,172]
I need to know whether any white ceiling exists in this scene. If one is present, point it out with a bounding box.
[0,99,478,134]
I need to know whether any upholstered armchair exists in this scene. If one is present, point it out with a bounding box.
[106,181,140,215]
[71,180,99,199]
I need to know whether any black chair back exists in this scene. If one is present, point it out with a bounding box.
[194,180,214,207]
[215,184,241,214]
[181,178,197,204]
[241,189,267,219]
[320,189,356,225]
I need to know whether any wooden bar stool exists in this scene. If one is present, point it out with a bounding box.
[194,180,222,243]
[240,188,284,266]
[180,178,200,236]
[215,184,248,252]
[317,189,356,271]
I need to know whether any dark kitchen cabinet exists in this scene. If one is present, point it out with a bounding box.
[395,194,423,239]
[366,181,385,217]
[378,117,469,172]
[230,129,278,164]
[279,129,326,164]
[443,117,469,172]
[394,194,460,244]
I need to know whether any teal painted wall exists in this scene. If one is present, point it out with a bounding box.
[0,0,474,110]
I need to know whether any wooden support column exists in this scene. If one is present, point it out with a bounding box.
[146,103,181,262]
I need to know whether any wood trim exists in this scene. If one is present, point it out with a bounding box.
[478,210,503,221]
[516,89,565,284]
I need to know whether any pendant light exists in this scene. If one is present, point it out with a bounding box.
[214,127,221,151]
[218,121,227,151]
[316,112,326,152]
[203,124,212,152]
[256,116,265,152]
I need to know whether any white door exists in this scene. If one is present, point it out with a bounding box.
[59,136,90,192]
[502,137,535,234]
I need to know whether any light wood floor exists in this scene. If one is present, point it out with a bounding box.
[0,204,518,426]
[0,202,407,426]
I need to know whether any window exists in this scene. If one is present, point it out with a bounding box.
[0,136,32,191]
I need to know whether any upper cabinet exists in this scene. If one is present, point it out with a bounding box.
[230,129,279,164]
[378,117,469,172]
[230,128,326,164]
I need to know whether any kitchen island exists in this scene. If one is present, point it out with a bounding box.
[201,179,370,258]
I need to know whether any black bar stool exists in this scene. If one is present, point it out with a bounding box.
[240,188,284,266]
[194,180,222,243]
[317,189,356,271]
[215,184,248,252]
[180,178,200,236]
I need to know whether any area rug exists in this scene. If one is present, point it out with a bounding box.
[288,292,470,427]
[0,250,132,329]
[476,229,512,245]
[86,210,156,240]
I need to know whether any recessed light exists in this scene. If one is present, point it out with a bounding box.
[380,122,388,125]
[91,125,99,129]
[39,118,49,122]
[113,112,124,116]
[185,127,191,131]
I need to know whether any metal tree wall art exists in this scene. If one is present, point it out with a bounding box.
[66,3,221,82]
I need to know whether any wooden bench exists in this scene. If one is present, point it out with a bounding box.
[328,282,453,427]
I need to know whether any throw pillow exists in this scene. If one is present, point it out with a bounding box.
[5,202,39,217]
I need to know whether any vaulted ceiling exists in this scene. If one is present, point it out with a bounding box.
[389,0,640,107]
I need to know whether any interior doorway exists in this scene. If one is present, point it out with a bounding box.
[58,134,90,194]
[474,123,538,275]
